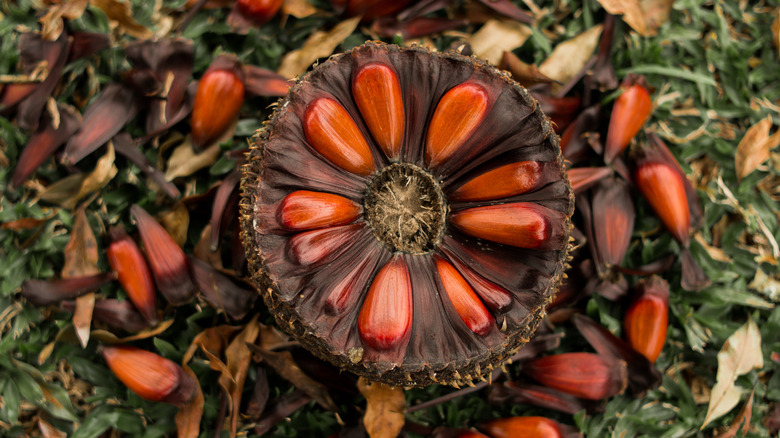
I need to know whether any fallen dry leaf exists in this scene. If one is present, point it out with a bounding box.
[468,19,531,66]
[41,143,118,209]
[282,0,318,18]
[165,137,221,181]
[158,203,190,247]
[90,319,175,343]
[735,115,780,181]
[702,317,763,428]
[1,216,53,230]
[221,316,261,436]
[358,378,406,438]
[176,325,240,438]
[714,389,753,438]
[773,11,780,58]
[595,0,673,36]
[694,233,732,263]
[278,16,361,78]
[89,0,153,39]
[39,0,88,41]
[539,24,603,91]
[62,209,100,348]
[748,268,780,302]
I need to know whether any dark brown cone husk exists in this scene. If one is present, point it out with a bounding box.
[572,314,661,397]
[11,103,80,189]
[21,273,116,307]
[240,42,573,387]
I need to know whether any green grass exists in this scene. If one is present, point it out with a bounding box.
[1,0,779,437]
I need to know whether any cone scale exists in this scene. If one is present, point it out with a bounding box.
[240,42,573,387]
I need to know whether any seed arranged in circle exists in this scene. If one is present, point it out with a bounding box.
[240,42,573,387]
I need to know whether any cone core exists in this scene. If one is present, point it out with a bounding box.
[363,163,447,254]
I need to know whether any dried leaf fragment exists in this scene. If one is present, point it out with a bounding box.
[278,16,361,78]
[62,209,100,347]
[165,138,222,180]
[539,24,603,91]
[595,0,673,36]
[89,0,153,39]
[735,115,780,181]
[702,318,763,428]
[468,19,531,66]
[358,378,405,438]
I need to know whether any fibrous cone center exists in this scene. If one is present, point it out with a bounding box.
[364,163,447,254]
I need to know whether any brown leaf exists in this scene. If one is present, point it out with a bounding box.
[62,209,100,347]
[735,115,780,181]
[468,19,531,66]
[55,143,117,209]
[38,173,87,205]
[175,327,236,438]
[1,216,52,230]
[713,390,753,438]
[39,0,88,41]
[249,345,338,412]
[282,0,318,18]
[358,378,406,438]
[89,0,153,39]
[165,137,222,181]
[539,24,603,91]
[90,318,175,343]
[595,0,673,36]
[277,16,361,78]
[158,203,190,247]
[774,11,780,58]
[222,316,261,436]
[702,318,764,428]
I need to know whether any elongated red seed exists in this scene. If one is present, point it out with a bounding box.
[449,258,512,312]
[107,227,157,323]
[102,345,195,406]
[191,68,245,149]
[353,63,404,160]
[523,352,626,400]
[481,417,563,438]
[624,277,669,363]
[451,203,551,249]
[435,256,493,336]
[278,190,361,231]
[634,161,690,245]
[304,97,376,176]
[358,256,412,350]
[131,205,195,305]
[451,161,543,202]
[288,223,363,266]
[425,82,489,169]
[236,0,282,24]
[604,83,651,163]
